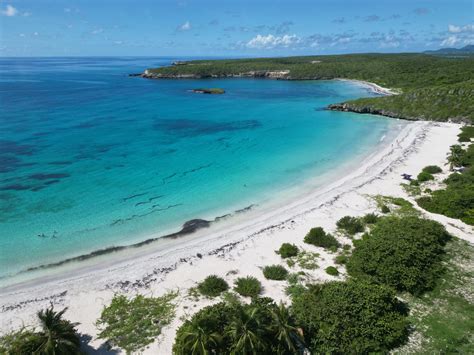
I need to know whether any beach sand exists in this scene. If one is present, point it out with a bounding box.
[1,121,471,354]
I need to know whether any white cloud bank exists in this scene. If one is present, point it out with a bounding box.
[442,23,474,46]
[246,34,300,49]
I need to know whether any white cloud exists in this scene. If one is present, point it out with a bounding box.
[33,32,39,36]
[246,34,300,49]
[19,33,25,37]
[448,24,474,33]
[23,12,31,17]
[91,28,104,35]
[177,21,191,31]
[1,5,18,17]
[448,25,462,33]
[441,35,460,47]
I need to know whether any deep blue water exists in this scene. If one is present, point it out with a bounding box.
[0,57,397,281]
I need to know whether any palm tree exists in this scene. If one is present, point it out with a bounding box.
[448,144,465,170]
[269,303,305,354]
[227,307,266,355]
[180,324,222,355]
[33,305,81,355]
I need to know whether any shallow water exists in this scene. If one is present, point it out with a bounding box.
[0,57,396,280]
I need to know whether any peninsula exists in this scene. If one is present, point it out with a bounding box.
[141,53,474,123]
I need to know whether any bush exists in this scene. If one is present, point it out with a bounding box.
[304,227,340,249]
[197,275,229,297]
[292,280,409,354]
[347,217,451,294]
[336,216,364,235]
[234,276,262,298]
[263,265,288,280]
[334,255,348,265]
[97,293,177,353]
[325,266,339,276]
[362,213,379,224]
[277,243,298,258]
[417,171,434,182]
[423,165,442,174]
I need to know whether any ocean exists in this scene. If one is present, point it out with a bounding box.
[0,57,398,283]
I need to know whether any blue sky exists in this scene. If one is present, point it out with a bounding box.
[0,0,473,57]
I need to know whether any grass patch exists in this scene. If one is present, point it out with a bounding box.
[233,276,262,298]
[263,265,288,280]
[197,275,229,297]
[373,195,421,217]
[325,266,340,276]
[394,238,474,354]
[96,291,178,353]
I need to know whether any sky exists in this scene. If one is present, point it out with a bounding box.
[0,0,473,57]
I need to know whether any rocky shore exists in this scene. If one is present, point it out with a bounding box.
[140,69,291,80]
[327,103,413,120]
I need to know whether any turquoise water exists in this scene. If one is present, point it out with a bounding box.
[0,57,395,281]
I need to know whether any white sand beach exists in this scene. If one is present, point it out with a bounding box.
[1,121,471,354]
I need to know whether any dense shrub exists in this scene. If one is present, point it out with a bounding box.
[417,171,434,182]
[277,243,298,258]
[347,217,451,294]
[336,216,364,235]
[292,280,409,353]
[325,266,339,276]
[458,126,474,142]
[422,165,442,174]
[97,292,177,353]
[335,254,348,265]
[234,276,262,298]
[417,145,474,225]
[197,275,229,297]
[263,265,288,280]
[362,213,379,224]
[173,298,303,354]
[304,227,340,249]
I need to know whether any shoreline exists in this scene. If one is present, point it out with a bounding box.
[0,121,466,354]
[334,78,400,96]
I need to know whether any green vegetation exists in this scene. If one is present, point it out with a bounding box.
[374,195,421,217]
[234,276,262,298]
[262,265,288,280]
[416,140,474,225]
[197,275,229,297]
[292,280,409,353]
[362,212,379,224]
[146,54,474,123]
[97,292,177,353]
[173,298,303,354]
[458,125,474,142]
[347,216,451,295]
[334,254,348,265]
[417,171,434,182]
[336,216,364,235]
[422,165,442,174]
[395,238,474,354]
[191,88,225,94]
[325,266,339,276]
[288,250,320,270]
[304,227,340,248]
[381,204,390,213]
[0,306,81,355]
[277,243,298,258]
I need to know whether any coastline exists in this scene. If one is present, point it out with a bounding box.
[0,120,467,354]
[334,78,400,96]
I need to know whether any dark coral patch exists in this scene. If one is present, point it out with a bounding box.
[153,119,261,137]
